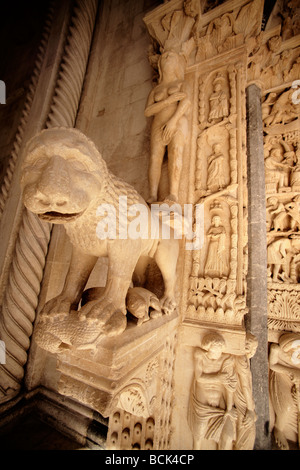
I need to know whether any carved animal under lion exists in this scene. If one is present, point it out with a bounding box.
[21,128,179,352]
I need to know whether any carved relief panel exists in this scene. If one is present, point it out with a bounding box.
[262,69,300,336]
[144,0,262,450]
[188,59,248,327]
[187,331,257,450]
[257,3,300,448]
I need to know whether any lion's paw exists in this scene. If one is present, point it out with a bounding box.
[79,299,127,337]
[102,310,127,336]
[40,296,75,324]
[161,296,177,315]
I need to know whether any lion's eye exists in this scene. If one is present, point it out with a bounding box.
[69,159,88,172]
[23,158,47,174]
[33,158,48,169]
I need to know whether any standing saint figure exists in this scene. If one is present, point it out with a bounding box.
[208,76,229,123]
[269,333,300,450]
[204,215,227,278]
[188,332,238,450]
[206,144,227,193]
[145,49,191,203]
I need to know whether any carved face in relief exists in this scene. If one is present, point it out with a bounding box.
[158,50,186,82]
[201,333,225,360]
[20,128,107,224]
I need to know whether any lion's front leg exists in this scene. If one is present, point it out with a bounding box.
[78,241,141,336]
[41,246,97,322]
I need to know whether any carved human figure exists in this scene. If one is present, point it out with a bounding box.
[265,148,291,192]
[207,14,233,54]
[267,238,291,282]
[281,0,300,39]
[286,198,300,231]
[248,34,280,81]
[188,332,237,450]
[206,144,227,193]
[267,236,300,282]
[208,77,229,123]
[264,88,300,127]
[268,197,289,232]
[291,147,300,192]
[267,197,300,233]
[21,128,179,348]
[204,216,227,278]
[269,333,300,450]
[285,56,300,83]
[145,49,191,203]
[234,333,258,450]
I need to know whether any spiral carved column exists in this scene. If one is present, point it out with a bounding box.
[0,0,98,404]
[0,2,55,220]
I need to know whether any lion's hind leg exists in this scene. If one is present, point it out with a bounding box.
[154,238,179,315]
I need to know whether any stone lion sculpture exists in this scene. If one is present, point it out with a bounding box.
[21,127,179,351]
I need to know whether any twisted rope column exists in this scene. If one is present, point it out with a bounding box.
[0,0,98,404]
[0,2,55,220]
[0,210,51,399]
[46,0,98,128]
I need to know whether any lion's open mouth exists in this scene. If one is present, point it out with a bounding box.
[38,210,84,222]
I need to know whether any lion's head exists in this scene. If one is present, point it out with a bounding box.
[21,127,109,224]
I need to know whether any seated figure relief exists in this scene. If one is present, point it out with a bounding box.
[269,333,300,450]
[20,127,179,352]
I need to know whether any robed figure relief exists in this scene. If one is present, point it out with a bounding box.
[269,333,300,450]
[204,216,227,278]
[188,333,238,450]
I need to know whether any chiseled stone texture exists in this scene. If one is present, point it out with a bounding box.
[246,83,271,450]
[77,0,161,202]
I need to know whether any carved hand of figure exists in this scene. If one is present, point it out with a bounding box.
[160,294,177,315]
[40,294,76,323]
[161,118,178,144]
[78,298,127,337]
[289,370,300,383]
[168,91,186,103]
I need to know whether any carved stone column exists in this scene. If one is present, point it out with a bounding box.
[0,0,98,405]
[246,83,271,449]
[143,0,264,451]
